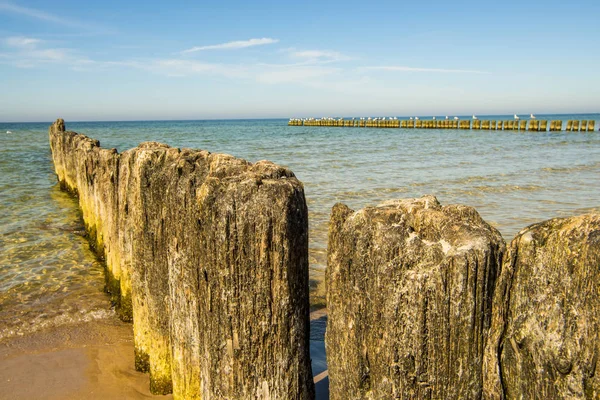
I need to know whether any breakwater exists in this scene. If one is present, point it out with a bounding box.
[326,196,600,399]
[47,117,600,399]
[289,118,597,131]
[48,119,314,398]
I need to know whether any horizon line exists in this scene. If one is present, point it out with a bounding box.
[2,112,599,124]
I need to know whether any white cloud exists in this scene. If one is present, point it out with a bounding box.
[31,48,68,61]
[110,57,341,84]
[288,49,351,64]
[105,59,248,79]
[5,36,41,47]
[256,66,340,84]
[0,1,112,33]
[182,38,279,53]
[1,34,348,86]
[1,35,87,68]
[0,2,64,24]
[362,66,490,74]
[154,59,247,77]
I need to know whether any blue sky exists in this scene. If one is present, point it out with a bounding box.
[1,0,598,121]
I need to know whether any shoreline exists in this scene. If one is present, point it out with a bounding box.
[0,316,172,400]
[0,309,329,400]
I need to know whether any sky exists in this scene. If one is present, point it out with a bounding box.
[0,0,599,121]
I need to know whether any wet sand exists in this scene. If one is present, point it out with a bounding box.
[0,310,329,400]
[310,309,329,399]
[0,316,172,400]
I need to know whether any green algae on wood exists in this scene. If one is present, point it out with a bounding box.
[48,119,314,399]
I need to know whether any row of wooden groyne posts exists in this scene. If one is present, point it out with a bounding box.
[289,117,597,131]
[49,118,600,399]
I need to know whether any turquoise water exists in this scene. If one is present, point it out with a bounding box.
[1,114,599,339]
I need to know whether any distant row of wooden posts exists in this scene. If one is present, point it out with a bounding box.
[288,118,597,132]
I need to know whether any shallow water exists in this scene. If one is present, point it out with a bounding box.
[0,128,113,340]
[1,114,599,338]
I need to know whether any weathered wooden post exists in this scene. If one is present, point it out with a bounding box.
[484,214,600,399]
[327,196,505,399]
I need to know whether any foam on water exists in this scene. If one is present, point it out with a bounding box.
[0,115,599,334]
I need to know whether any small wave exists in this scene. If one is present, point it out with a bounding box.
[336,186,411,198]
[452,175,505,185]
[471,184,544,194]
[408,174,508,189]
[0,307,115,342]
[6,131,12,134]
[570,206,600,214]
[542,161,600,174]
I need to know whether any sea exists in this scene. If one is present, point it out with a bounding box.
[1,114,599,341]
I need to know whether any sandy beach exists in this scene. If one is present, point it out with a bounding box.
[0,317,172,400]
[0,310,329,400]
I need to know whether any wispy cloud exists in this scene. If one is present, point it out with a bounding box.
[182,38,279,54]
[1,33,348,86]
[107,56,343,85]
[5,36,41,47]
[1,35,91,68]
[30,48,68,61]
[152,59,247,77]
[256,65,340,84]
[0,2,64,24]
[362,66,490,74]
[106,59,248,79]
[288,49,352,64]
[0,1,112,33]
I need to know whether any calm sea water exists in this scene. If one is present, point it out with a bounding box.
[1,114,599,339]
